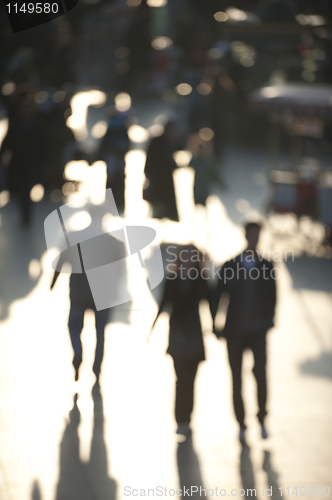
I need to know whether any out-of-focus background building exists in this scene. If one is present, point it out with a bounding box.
[0,1,331,499]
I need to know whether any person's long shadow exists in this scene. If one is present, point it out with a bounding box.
[240,445,280,500]
[31,480,42,500]
[177,438,205,500]
[240,444,256,499]
[263,450,280,500]
[54,385,117,500]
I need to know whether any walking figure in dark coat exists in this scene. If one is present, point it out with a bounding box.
[143,122,180,221]
[151,245,213,437]
[211,222,276,443]
[0,97,48,225]
[97,111,129,214]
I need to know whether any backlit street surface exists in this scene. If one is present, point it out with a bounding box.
[0,140,331,500]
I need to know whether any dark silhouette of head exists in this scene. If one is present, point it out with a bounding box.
[164,121,178,143]
[245,222,262,251]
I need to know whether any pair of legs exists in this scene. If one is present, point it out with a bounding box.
[227,333,267,428]
[173,358,200,427]
[68,305,110,380]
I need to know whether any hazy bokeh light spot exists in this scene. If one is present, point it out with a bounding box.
[91,120,108,138]
[30,184,44,202]
[151,36,173,50]
[0,190,10,207]
[226,7,247,22]
[296,14,325,26]
[102,213,113,233]
[154,113,169,125]
[175,83,192,96]
[67,90,107,141]
[35,91,48,104]
[125,150,146,170]
[296,14,309,25]
[240,56,255,67]
[198,127,214,141]
[65,193,87,208]
[197,83,212,95]
[231,42,256,67]
[147,0,167,6]
[63,159,107,205]
[28,259,41,280]
[62,182,76,196]
[208,48,223,60]
[266,213,329,257]
[148,124,164,137]
[115,92,131,112]
[173,150,192,167]
[53,91,66,103]
[261,87,280,98]
[50,189,62,203]
[231,41,244,50]
[64,160,90,181]
[214,11,228,22]
[128,125,149,143]
[1,82,16,96]
[67,211,92,231]
[236,198,251,213]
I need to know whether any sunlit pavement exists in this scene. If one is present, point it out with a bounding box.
[0,145,332,500]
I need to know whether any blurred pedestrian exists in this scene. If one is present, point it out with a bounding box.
[97,110,129,214]
[43,95,76,191]
[208,71,237,161]
[143,122,180,221]
[189,142,222,206]
[0,95,48,225]
[126,0,152,91]
[50,231,126,383]
[211,222,276,443]
[150,244,213,436]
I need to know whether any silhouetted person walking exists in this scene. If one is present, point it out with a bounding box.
[0,96,48,225]
[97,111,129,214]
[143,122,180,221]
[51,263,109,383]
[50,230,126,382]
[189,141,224,206]
[212,222,276,442]
[151,245,212,436]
